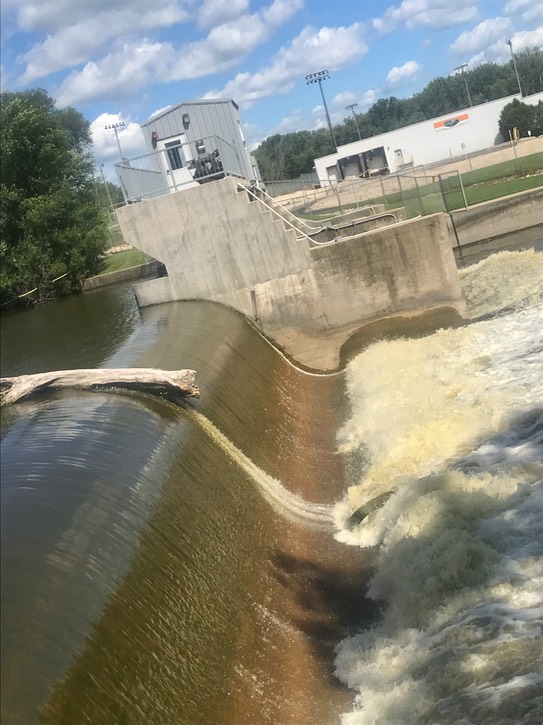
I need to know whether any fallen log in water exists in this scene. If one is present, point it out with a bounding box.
[0,368,200,405]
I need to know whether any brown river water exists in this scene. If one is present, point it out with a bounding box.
[2,246,543,724]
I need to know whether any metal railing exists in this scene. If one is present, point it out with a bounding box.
[239,184,399,247]
[238,183,318,245]
[268,168,470,218]
[115,135,248,204]
[251,185,322,231]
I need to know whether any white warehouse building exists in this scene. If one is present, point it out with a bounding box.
[314,92,543,183]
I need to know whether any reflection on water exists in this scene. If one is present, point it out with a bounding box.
[0,283,140,376]
[1,286,353,725]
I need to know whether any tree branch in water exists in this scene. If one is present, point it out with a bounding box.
[0,368,200,405]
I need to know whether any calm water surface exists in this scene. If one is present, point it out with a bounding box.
[1,285,353,725]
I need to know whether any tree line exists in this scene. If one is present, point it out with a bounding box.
[253,48,543,181]
[0,89,113,308]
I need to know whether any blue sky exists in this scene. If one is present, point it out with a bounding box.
[1,0,542,176]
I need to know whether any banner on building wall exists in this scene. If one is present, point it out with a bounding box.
[434,113,469,130]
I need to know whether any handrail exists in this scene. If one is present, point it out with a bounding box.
[253,186,321,231]
[238,184,400,247]
[238,184,317,245]
[348,212,397,226]
[305,212,401,248]
[327,204,375,221]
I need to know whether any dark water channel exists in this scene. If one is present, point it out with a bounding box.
[1,285,370,725]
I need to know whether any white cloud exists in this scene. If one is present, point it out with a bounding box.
[511,26,543,51]
[17,2,188,84]
[385,59,421,87]
[465,26,543,67]
[91,112,146,163]
[197,0,250,29]
[263,0,304,26]
[196,0,303,33]
[148,105,173,119]
[373,0,477,33]
[332,91,357,107]
[14,0,303,86]
[206,23,368,108]
[50,0,303,106]
[9,0,184,32]
[273,109,310,134]
[167,0,303,80]
[504,0,543,24]
[450,17,512,56]
[55,40,173,107]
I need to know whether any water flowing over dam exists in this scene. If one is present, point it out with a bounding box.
[1,248,542,724]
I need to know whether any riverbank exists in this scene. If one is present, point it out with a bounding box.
[82,260,160,290]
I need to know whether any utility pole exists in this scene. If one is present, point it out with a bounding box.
[454,63,472,107]
[345,103,362,140]
[506,40,523,97]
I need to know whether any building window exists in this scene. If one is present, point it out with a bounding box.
[165,140,184,170]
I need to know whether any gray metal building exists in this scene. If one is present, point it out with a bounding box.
[142,98,256,180]
[116,98,259,202]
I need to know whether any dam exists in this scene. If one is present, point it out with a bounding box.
[2,131,542,722]
[116,176,466,370]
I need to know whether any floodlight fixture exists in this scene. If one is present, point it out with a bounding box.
[105,121,126,158]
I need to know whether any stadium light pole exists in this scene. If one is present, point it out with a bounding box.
[454,63,473,107]
[105,121,126,159]
[345,103,362,140]
[306,70,337,151]
[506,40,523,97]
[99,164,114,210]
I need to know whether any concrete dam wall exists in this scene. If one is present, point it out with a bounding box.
[116,177,465,370]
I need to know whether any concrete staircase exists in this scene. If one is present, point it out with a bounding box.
[238,183,405,246]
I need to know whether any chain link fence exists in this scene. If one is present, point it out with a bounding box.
[263,168,469,219]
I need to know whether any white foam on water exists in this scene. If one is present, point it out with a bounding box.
[459,248,543,320]
[334,252,543,724]
[187,409,334,528]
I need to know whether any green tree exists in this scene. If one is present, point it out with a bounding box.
[516,48,543,96]
[498,98,537,139]
[531,101,543,136]
[0,90,107,307]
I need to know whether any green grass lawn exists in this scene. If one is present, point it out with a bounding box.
[460,151,543,185]
[101,248,148,274]
[299,151,543,220]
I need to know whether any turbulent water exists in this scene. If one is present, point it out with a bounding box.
[1,250,542,725]
[334,250,543,724]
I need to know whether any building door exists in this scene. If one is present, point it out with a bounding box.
[158,135,198,191]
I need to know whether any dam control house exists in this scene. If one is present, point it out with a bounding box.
[115,98,260,203]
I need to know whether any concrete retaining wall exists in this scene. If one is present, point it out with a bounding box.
[83,261,159,290]
[451,186,543,247]
[213,214,464,369]
[118,177,464,369]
